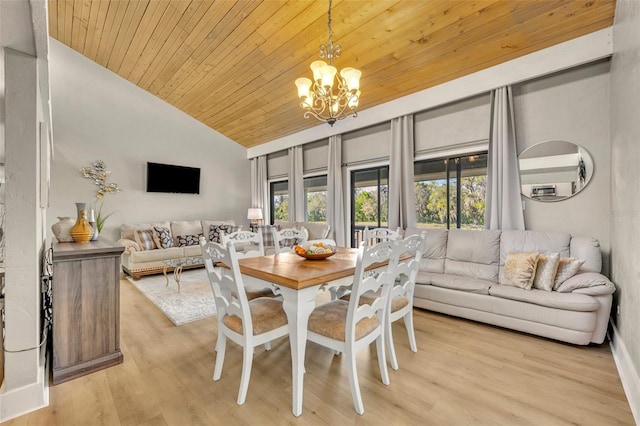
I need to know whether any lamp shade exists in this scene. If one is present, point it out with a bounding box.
[247,208,263,220]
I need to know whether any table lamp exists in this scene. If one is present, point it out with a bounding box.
[247,208,263,231]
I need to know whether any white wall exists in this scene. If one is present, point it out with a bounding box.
[48,40,251,240]
[513,60,612,273]
[610,0,640,420]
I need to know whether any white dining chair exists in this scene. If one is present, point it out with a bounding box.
[200,239,289,405]
[221,230,275,301]
[305,239,399,415]
[359,232,426,370]
[272,227,309,254]
[362,226,403,246]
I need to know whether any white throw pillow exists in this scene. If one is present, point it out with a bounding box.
[553,257,585,290]
[532,253,560,292]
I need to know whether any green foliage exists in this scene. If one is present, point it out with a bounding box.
[306,191,327,222]
[94,202,114,232]
[273,194,289,221]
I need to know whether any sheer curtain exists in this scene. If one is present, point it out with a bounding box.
[250,156,269,225]
[485,86,525,230]
[327,135,346,246]
[288,146,304,222]
[388,115,416,231]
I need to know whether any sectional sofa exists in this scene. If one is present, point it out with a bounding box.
[404,227,615,345]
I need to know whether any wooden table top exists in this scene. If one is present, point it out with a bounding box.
[237,248,363,290]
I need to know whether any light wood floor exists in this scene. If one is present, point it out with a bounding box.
[7,275,635,426]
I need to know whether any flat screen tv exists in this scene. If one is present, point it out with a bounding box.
[146,162,200,194]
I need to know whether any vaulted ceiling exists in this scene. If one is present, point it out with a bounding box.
[48,0,615,148]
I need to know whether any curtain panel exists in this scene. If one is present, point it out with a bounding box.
[327,135,346,246]
[250,155,269,225]
[485,86,525,230]
[288,146,304,222]
[389,115,416,230]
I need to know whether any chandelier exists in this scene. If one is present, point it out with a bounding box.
[295,0,361,126]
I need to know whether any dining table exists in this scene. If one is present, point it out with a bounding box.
[236,247,393,417]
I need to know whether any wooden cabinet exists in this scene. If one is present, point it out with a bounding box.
[51,238,125,384]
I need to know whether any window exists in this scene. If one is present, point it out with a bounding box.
[304,175,327,223]
[351,166,389,247]
[270,180,288,223]
[414,153,487,229]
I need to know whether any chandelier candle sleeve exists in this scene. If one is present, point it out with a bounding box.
[295,0,361,126]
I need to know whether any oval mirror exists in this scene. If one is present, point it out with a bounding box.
[519,140,593,202]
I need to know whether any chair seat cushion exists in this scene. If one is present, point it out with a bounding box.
[308,300,378,341]
[223,298,287,335]
[342,290,410,313]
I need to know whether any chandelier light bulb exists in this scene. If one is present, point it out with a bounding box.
[340,67,361,92]
[310,61,327,82]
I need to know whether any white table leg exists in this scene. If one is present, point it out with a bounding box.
[279,285,318,417]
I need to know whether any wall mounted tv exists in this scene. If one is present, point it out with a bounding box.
[146,162,201,194]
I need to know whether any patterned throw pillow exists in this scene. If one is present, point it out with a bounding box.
[153,226,174,249]
[134,229,158,251]
[532,252,560,292]
[209,224,241,243]
[258,225,276,247]
[553,257,586,290]
[502,252,540,290]
[177,234,203,247]
[282,237,303,249]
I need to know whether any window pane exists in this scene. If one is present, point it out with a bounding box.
[414,152,487,229]
[414,158,448,228]
[271,181,288,222]
[304,175,327,223]
[459,153,487,229]
[351,167,389,247]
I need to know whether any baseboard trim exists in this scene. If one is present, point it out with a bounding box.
[0,378,49,422]
[609,320,640,424]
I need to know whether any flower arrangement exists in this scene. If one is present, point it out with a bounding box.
[79,160,120,232]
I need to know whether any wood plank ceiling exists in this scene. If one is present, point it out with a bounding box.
[48,0,615,148]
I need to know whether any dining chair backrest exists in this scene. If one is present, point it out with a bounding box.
[392,232,426,302]
[272,227,309,254]
[347,239,400,340]
[363,226,403,246]
[200,239,254,336]
[221,230,265,259]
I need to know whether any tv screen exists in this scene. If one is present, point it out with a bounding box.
[146,162,200,194]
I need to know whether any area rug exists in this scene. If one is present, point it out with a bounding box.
[126,269,216,326]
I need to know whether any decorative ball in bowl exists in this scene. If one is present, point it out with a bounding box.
[294,242,336,260]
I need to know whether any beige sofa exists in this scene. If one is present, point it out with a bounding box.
[404,227,615,345]
[118,219,236,280]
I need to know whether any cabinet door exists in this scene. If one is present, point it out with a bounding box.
[53,255,119,369]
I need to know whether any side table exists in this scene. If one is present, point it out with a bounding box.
[162,257,205,292]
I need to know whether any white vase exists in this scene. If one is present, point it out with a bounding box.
[52,216,75,242]
[88,209,99,241]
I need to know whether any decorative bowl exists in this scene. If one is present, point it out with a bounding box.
[295,251,336,260]
[294,243,337,260]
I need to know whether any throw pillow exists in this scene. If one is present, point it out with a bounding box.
[502,252,540,290]
[553,257,586,290]
[177,234,203,247]
[258,225,277,247]
[532,252,560,292]
[153,226,174,249]
[134,229,158,251]
[209,224,241,243]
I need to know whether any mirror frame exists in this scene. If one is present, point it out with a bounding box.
[518,140,594,202]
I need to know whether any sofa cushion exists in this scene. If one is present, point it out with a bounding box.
[500,230,570,279]
[201,219,236,236]
[130,247,184,263]
[444,229,500,282]
[301,222,330,240]
[258,225,277,247]
[183,245,204,257]
[153,226,174,249]
[553,258,586,289]
[171,220,203,246]
[405,227,448,273]
[134,229,158,251]
[570,237,602,273]
[555,272,615,294]
[489,285,599,312]
[428,273,493,295]
[502,252,540,290]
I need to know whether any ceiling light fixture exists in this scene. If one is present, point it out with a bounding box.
[295,0,361,126]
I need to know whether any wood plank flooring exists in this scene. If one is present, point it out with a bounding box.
[7,274,634,425]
